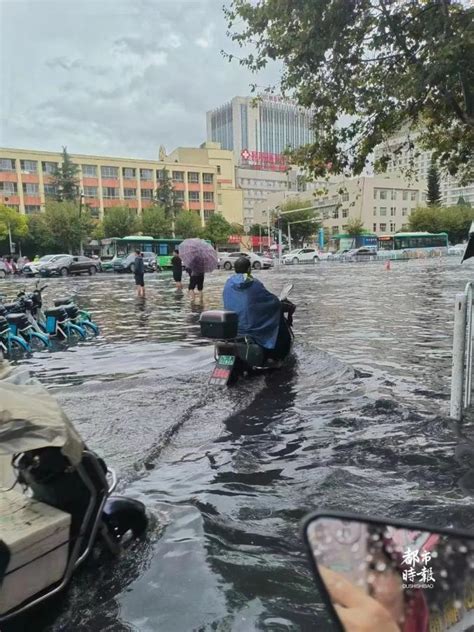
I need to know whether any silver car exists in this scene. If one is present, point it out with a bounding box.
[219,251,273,271]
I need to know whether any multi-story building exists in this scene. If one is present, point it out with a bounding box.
[253,175,427,239]
[0,142,244,226]
[207,95,314,227]
[374,132,474,206]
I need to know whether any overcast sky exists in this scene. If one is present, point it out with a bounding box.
[0,0,279,159]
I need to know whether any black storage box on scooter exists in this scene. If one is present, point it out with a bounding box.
[200,310,238,340]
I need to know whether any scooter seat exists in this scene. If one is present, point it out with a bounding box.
[2,302,20,313]
[44,307,68,320]
[62,303,79,319]
[0,316,9,334]
[6,313,29,328]
[54,298,72,307]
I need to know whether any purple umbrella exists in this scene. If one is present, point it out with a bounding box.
[178,238,218,274]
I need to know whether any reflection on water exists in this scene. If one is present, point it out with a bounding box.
[2,259,474,631]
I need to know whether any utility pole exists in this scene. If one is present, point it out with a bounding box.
[78,190,84,255]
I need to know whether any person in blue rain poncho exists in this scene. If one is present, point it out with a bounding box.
[223,256,294,361]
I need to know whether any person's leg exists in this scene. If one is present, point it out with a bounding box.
[189,276,196,298]
[268,315,292,361]
[196,274,204,300]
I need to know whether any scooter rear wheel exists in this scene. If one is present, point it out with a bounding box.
[102,496,148,548]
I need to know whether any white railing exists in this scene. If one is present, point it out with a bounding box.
[450,282,474,420]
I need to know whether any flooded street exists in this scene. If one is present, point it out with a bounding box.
[3,257,474,631]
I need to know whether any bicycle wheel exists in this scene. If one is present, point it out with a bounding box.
[65,322,87,341]
[28,331,51,350]
[81,320,99,338]
[8,335,30,358]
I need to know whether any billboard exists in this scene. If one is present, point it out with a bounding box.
[240,149,288,172]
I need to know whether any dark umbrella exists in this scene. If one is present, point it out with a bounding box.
[178,238,218,274]
[462,222,474,263]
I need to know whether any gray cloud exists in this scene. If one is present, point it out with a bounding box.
[0,0,280,159]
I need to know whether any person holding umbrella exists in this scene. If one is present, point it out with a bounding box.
[178,238,218,300]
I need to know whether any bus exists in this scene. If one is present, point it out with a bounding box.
[378,232,449,257]
[110,236,183,267]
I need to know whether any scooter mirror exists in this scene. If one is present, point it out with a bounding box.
[303,511,474,632]
[279,283,293,301]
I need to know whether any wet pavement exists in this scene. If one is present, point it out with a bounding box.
[2,257,474,631]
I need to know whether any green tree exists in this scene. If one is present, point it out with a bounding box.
[248,223,265,236]
[141,205,172,238]
[42,200,92,253]
[457,196,472,208]
[0,205,28,246]
[102,206,138,238]
[202,213,233,247]
[50,147,80,201]
[427,161,442,206]
[226,1,474,182]
[409,205,474,243]
[175,210,202,238]
[278,198,320,247]
[22,214,56,257]
[345,218,366,247]
[155,168,182,232]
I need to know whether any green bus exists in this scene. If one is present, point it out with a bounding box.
[378,232,448,253]
[110,236,182,268]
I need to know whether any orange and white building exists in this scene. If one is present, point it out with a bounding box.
[0,142,244,226]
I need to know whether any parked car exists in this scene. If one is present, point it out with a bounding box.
[113,252,157,273]
[218,251,273,270]
[39,255,100,277]
[0,260,10,278]
[22,254,70,277]
[100,256,116,272]
[341,247,378,260]
[448,244,466,256]
[282,248,321,265]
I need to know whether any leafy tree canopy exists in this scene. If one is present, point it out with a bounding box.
[42,200,92,253]
[278,198,320,246]
[202,213,233,246]
[226,0,474,183]
[102,206,138,238]
[50,147,80,201]
[156,168,183,221]
[0,205,28,242]
[346,218,365,237]
[408,205,474,243]
[174,210,202,239]
[141,205,172,238]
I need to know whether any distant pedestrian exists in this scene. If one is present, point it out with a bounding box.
[188,267,204,300]
[171,249,183,290]
[134,250,145,298]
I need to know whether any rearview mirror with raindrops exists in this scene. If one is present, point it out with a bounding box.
[303,511,474,632]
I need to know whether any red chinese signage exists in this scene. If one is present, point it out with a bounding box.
[228,235,242,244]
[240,149,288,172]
[251,236,273,247]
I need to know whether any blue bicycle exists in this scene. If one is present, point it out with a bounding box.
[0,315,31,357]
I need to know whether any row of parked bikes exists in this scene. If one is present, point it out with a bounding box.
[0,282,100,358]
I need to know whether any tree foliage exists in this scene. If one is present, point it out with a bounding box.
[202,213,233,246]
[175,210,202,239]
[427,161,442,206]
[0,205,28,243]
[155,168,182,222]
[41,200,92,253]
[278,198,320,246]
[140,205,172,238]
[50,147,80,201]
[408,205,474,244]
[102,206,138,238]
[225,0,474,182]
[346,218,365,237]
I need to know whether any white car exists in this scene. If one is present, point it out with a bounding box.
[219,251,273,270]
[22,254,70,276]
[448,244,465,256]
[282,248,321,265]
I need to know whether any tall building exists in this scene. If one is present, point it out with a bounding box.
[207,95,315,227]
[253,175,427,239]
[374,132,474,206]
[0,142,244,226]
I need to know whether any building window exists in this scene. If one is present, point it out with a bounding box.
[89,207,100,218]
[123,167,136,179]
[373,189,378,199]
[403,191,408,201]
[379,207,387,216]
[172,171,184,182]
[390,222,396,232]
[5,204,19,211]
[156,169,166,181]
[391,190,397,200]
[216,165,221,175]
[390,207,396,216]
[402,207,408,216]
[140,168,153,181]
[373,223,377,232]
[380,223,387,232]
[342,192,349,201]
[380,190,387,200]
[188,191,200,202]
[103,187,119,198]
[25,205,41,214]
[204,209,214,220]
[44,184,57,197]
[174,191,185,203]
[42,161,58,174]
[373,206,377,216]
[411,191,417,201]
[421,192,427,201]
[20,160,37,173]
[83,186,97,197]
[124,188,136,199]
[331,226,339,235]
[188,172,200,183]
[23,183,39,195]
[342,209,349,218]
[333,209,339,219]
[0,158,16,171]
[203,173,213,185]
[0,182,17,193]
[82,164,97,177]
[141,189,153,199]
[203,191,214,203]
[101,166,119,178]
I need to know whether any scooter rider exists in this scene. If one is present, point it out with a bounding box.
[222,256,295,361]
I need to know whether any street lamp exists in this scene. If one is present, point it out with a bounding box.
[78,189,85,255]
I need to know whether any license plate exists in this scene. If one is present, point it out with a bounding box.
[209,355,235,386]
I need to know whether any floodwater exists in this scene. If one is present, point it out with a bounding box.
[3,257,474,631]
